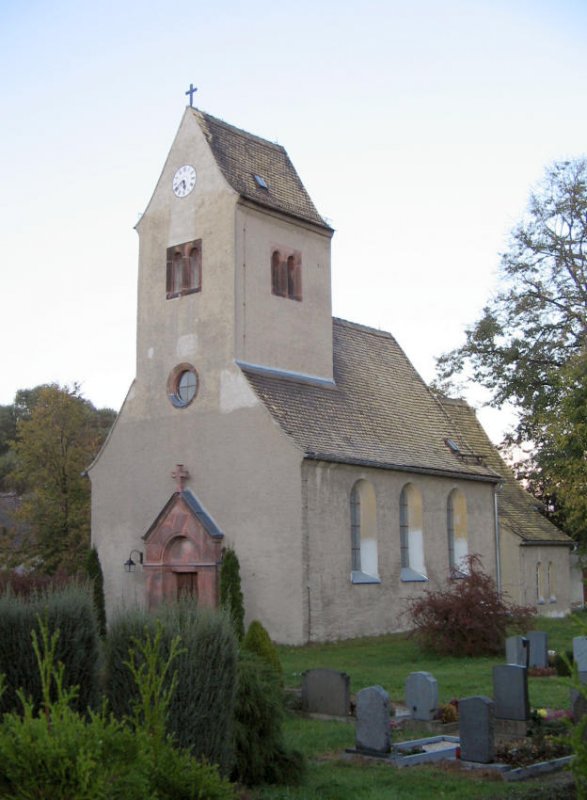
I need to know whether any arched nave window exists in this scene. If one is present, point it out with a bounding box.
[350,480,380,584]
[447,489,469,575]
[399,483,427,582]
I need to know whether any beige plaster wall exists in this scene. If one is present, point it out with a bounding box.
[91,389,307,643]
[302,461,498,641]
[134,110,238,408]
[499,525,524,605]
[234,205,333,381]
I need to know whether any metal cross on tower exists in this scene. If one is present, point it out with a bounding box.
[172,464,190,492]
[185,83,198,107]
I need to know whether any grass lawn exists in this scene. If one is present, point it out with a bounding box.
[247,613,587,799]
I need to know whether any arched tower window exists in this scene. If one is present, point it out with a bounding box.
[271,247,302,300]
[350,479,379,583]
[447,489,468,575]
[399,483,427,582]
[271,250,285,296]
[166,239,202,297]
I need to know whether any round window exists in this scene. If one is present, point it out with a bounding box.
[168,364,199,408]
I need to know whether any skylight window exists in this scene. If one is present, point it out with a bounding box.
[445,438,461,454]
[253,174,268,190]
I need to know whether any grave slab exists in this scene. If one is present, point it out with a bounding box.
[355,685,391,754]
[527,631,548,668]
[405,671,438,721]
[505,635,529,667]
[459,696,494,763]
[493,664,529,721]
[301,668,350,717]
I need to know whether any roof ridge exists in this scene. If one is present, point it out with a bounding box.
[193,108,285,153]
[333,317,393,339]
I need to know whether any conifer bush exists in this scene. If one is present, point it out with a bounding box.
[219,548,245,640]
[242,619,283,684]
[85,546,107,636]
[0,583,100,714]
[233,651,305,786]
[105,602,238,775]
[0,617,234,800]
[407,555,535,657]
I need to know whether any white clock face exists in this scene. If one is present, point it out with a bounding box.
[172,165,197,198]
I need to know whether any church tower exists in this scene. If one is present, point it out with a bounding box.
[134,107,334,420]
[90,107,335,643]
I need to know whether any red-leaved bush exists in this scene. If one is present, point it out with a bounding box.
[406,555,535,657]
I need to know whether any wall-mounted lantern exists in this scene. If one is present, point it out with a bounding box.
[124,549,143,573]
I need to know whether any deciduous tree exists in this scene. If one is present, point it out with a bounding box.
[436,158,587,539]
[8,384,115,573]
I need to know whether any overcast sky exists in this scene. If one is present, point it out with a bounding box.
[2,0,586,442]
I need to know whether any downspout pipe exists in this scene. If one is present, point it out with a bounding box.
[494,482,503,593]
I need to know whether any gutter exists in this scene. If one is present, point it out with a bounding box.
[494,482,503,594]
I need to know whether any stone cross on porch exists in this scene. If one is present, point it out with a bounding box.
[172,464,190,492]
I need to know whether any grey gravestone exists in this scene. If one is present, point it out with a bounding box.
[459,696,494,764]
[301,668,350,717]
[405,671,438,721]
[505,635,529,667]
[574,637,587,673]
[527,631,548,668]
[493,664,529,721]
[355,685,391,754]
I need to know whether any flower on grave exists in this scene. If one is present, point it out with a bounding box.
[536,708,548,718]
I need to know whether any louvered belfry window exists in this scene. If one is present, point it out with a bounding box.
[271,247,302,301]
[166,239,202,298]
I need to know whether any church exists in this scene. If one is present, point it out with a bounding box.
[89,105,577,644]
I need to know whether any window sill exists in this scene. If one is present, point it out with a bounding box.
[166,287,201,300]
[401,567,428,582]
[351,571,381,585]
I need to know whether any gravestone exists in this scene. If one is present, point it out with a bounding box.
[527,631,548,668]
[405,671,438,721]
[574,637,587,684]
[493,664,529,721]
[571,689,587,726]
[301,668,350,717]
[355,685,391,754]
[505,635,529,667]
[459,696,494,763]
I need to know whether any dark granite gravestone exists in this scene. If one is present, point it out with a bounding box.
[355,685,391,754]
[301,668,350,717]
[459,696,494,763]
[527,631,548,668]
[505,635,529,667]
[571,689,587,726]
[493,664,529,721]
[405,671,438,721]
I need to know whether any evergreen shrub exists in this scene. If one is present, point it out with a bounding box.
[233,651,305,786]
[406,554,536,657]
[105,602,238,775]
[243,619,283,683]
[85,547,107,636]
[0,583,100,714]
[0,617,234,800]
[219,548,245,640]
